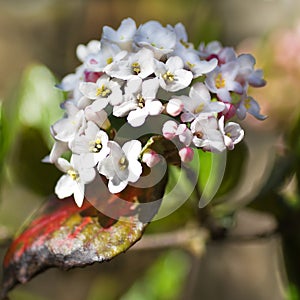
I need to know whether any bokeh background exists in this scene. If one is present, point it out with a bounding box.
[1,0,300,299]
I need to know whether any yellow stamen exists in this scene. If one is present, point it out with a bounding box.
[215,73,226,89]
[137,94,145,108]
[162,71,175,82]
[96,85,111,97]
[106,57,113,65]
[89,138,102,153]
[187,61,195,69]
[119,156,128,170]
[194,103,204,114]
[132,62,141,74]
[244,98,251,110]
[67,169,79,181]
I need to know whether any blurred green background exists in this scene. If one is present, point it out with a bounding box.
[1,0,300,299]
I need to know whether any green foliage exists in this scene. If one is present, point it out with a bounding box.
[121,250,190,300]
[1,64,64,195]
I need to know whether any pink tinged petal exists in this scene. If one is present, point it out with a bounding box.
[178,129,193,146]
[166,98,183,116]
[224,135,234,150]
[162,120,178,139]
[180,112,194,123]
[127,108,149,127]
[179,147,194,162]
[142,149,160,168]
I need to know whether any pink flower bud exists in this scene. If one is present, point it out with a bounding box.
[142,149,161,168]
[179,147,194,162]
[162,120,177,140]
[166,98,183,116]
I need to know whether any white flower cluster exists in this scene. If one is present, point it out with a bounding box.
[45,18,266,207]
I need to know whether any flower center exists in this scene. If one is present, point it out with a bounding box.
[137,94,145,108]
[215,73,226,89]
[96,84,111,97]
[90,138,102,153]
[194,103,204,114]
[162,71,175,82]
[106,57,113,65]
[180,39,189,48]
[195,131,203,139]
[118,156,129,171]
[132,62,141,75]
[67,169,79,181]
[244,98,252,110]
[187,61,195,69]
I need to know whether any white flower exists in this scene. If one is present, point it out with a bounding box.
[218,116,244,150]
[84,42,127,72]
[166,98,184,116]
[113,77,162,127]
[70,121,110,166]
[105,48,155,80]
[76,40,100,62]
[205,62,243,102]
[173,23,194,50]
[191,114,226,152]
[236,96,267,120]
[179,82,225,122]
[179,147,194,162]
[55,155,96,207]
[98,140,142,193]
[134,20,177,59]
[173,47,218,78]
[162,120,193,146]
[141,149,161,168]
[237,54,266,88]
[155,56,193,92]
[79,74,123,111]
[51,101,86,144]
[102,18,137,51]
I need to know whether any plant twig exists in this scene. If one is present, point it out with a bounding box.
[131,225,209,257]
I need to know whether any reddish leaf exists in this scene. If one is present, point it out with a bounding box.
[1,171,167,299]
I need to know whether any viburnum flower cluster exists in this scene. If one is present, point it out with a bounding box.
[44,18,266,207]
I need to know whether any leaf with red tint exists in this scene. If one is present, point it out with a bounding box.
[1,170,167,299]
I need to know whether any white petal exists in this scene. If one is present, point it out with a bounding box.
[127,108,148,127]
[123,140,142,160]
[55,175,75,199]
